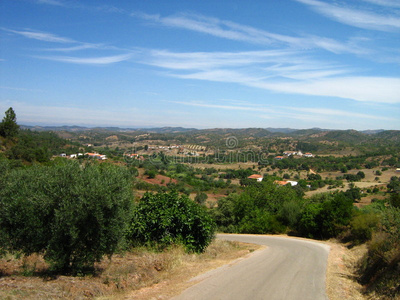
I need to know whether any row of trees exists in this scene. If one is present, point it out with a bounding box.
[211,176,397,240]
[211,178,355,238]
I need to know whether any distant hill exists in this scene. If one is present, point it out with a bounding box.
[361,129,385,135]
[21,125,90,132]
[140,127,198,133]
[20,125,397,137]
[21,125,198,133]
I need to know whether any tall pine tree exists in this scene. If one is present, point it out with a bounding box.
[0,107,19,139]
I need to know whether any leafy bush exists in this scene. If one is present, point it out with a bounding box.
[298,203,323,238]
[348,212,379,245]
[278,199,303,228]
[210,194,238,233]
[358,208,400,298]
[0,161,134,273]
[239,209,284,234]
[128,192,215,253]
[298,193,354,239]
[212,180,301,234]
[195,192,208,205]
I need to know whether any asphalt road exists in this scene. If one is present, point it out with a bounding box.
[172,234,330,300]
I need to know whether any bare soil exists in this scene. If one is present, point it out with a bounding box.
[141,174,177,187]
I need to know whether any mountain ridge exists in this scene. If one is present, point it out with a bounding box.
[20,125,389,135]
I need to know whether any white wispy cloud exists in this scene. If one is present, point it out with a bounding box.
[287,107,395,121]
[295,0,400,31]
[0,86,43,92]
[35,54,132,65]
[133,12,365,54]
[146,49,299,70]
[3,28,108,52]
[36,0,64,6]
[362,0,400,8]
[145,49,349,78]
[170,100,275,114]
[171,100,391,125]
[42,44,102,52]
[3,28,75,43]
[145,48,400,104]
[257,77,400,104]
[4,27,132,64]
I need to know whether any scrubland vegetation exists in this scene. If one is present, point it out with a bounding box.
[1,108,400,299]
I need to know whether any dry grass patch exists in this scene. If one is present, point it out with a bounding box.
[326,240,367,300]
[0,239,259,300]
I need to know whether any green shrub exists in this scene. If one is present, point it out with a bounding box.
[239,209,285,234]
[358,208,400,298]
[349,212,379,244]
[0,161,134,273]
[298,203,323,238]
[128,192,215,253]
[195,192,208,205]
[298,193,354,239]
[278,199,302,228]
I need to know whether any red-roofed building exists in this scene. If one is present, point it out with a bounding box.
[248,174,263,182]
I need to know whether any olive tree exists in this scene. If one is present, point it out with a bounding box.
[0,160,134,273]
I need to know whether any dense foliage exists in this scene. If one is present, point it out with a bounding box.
[128,191,215,253]
[0,160,134,273]
[6,130,73,163]
[358,207,400,298]
[212,179,355,239]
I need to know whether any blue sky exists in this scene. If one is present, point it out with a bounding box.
[0,0,399,130]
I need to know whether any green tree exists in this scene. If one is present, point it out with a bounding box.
[298,193,354,239]
[0,107,19,139]
[0,161,134,273]
[129,192,215,253]
[357,171,365,179]
[145,169,157,179]
[195,192,208,205]
[298,203,323,238]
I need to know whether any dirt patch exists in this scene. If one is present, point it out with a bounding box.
[189,193,226,206]
[190,163,255,170]
[141,174,177,187]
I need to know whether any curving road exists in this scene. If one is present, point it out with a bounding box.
[172,234,330,300]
